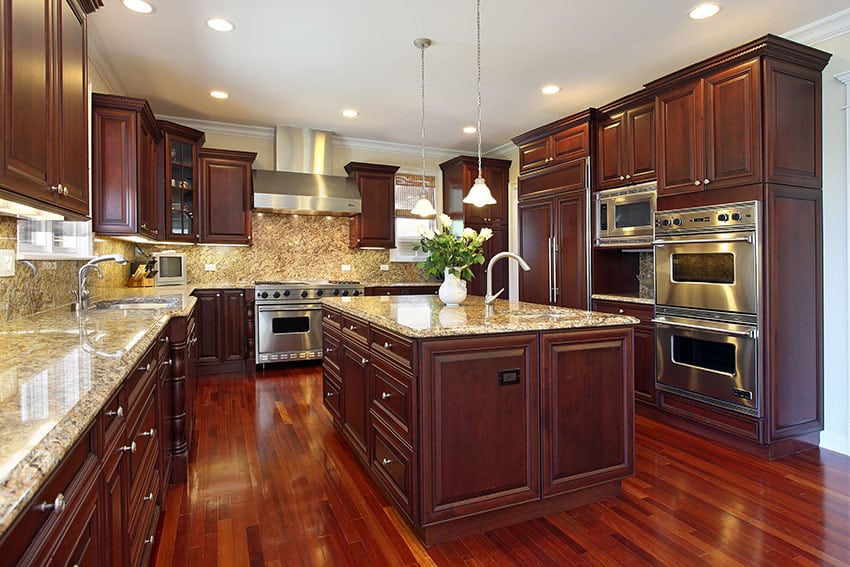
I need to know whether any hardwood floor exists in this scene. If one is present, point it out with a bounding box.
[153,364,850,566]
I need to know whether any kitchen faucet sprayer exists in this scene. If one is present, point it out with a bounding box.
[74,254,128,311]
[484,252,530,311]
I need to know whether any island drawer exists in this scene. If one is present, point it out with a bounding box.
[126,341,160,411]
[342,314,370,345]
[370,358,413,444]
[370,420,415,521]
[101,386,127,456]
[128,392,160,512]
[372,327,414,371]
[322,326,342,374]
[323,373,343,423]
[322,307,343,329]
[129,462,160,567]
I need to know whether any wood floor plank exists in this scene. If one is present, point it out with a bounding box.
[153,366,850,566]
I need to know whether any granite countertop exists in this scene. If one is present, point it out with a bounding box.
[0,286,207,535]
[323,295,639,339]
[591,293,655,306]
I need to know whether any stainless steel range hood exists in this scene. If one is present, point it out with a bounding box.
[252,127,361,216]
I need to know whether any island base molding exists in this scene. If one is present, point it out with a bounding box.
[411,480,622,546]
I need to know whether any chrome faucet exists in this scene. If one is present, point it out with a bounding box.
[74,254,128,311]
[484,252,531,310]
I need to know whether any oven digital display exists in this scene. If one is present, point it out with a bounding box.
[671,253,734,284]
[272,316,310,334]
[672,335,736,375]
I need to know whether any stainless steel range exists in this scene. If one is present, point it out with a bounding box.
[254,280,364,364]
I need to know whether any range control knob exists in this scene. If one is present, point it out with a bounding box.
[673,218,683,226]
[316,289,324,297]
[660,219,671,227]
[300,290,308,298]
[273,291,281,299]
[260,291,269,299]
[283,290,290,297]
[731,212,742,221]
[342,290,350,296]
[333,289,340,296]
[717,213,730,222]
[353,290,360,296]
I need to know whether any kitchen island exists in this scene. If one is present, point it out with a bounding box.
[321,294,638,545]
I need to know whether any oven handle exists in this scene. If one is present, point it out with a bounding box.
[652,235,753,246]
[258,304,321,313]
[652,318,757,339]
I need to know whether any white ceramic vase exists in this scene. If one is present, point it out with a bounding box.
[439,267,467,306]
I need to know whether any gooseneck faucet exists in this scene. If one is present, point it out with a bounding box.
[484,252,531,311]
[74,254,128,311]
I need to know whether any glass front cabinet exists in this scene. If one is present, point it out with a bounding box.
[157,121,205,242]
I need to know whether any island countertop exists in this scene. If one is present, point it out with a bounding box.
[322,295,639,338]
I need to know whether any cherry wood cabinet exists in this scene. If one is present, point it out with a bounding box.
[198,148,256,245]
[513,119,592,176]
[0,0,100,218]
[364,284,439,296]
[345,162,400,248]
[466,224,507,297]
[157,121,205,243]
[593,299,656,406]
[91,93,161,237]
[596,97,656,190]
[164,307,198,484]
[192,288,252,376]
[439,155,511,226]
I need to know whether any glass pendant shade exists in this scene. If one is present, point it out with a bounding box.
[463,177,496,207]
[411,195,437,217]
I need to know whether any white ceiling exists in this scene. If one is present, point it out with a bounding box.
[87,1,848,154]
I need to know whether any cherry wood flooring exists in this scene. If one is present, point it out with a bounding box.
[153,364,850,566]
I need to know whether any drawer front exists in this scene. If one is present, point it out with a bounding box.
[126,344,158,410]
[370,359,413,443]
[371,327,413,371]
[342,315,370,345]
[129,393,160,502]
[101,387,127,456]
[322,308,342,330]
[323,374,342,423]
[322,327,342,373]
[130,464,160,565]
[370,421,414,521]
[592,299,653,323]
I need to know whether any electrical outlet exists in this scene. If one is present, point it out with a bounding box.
[0,250,14,277]
[379,264,389,271]
[42,261,56,270]
[341,264,351,272]
[204,263,216,272]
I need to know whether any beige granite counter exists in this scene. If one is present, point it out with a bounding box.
[323,295,639,339]
[591,293,655,306]
[0,286,207,535]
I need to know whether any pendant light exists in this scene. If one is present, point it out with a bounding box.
[411,37,438,218]
[463,0,496,208]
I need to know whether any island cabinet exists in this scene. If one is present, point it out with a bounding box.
[345,162,400,249]
[0,0,101,219]
[321,296,636,545]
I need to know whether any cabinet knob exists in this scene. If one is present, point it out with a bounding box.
[361,357,368,365]
[37,493,66,514]
[694,180,701,186]
[120,441,137,454]
[143,492,155,502]
[619,175,625,181]
[138,427,156,438]
[325,391,334,398]
[625,174,631,180]
[381,392,391,400]
[704,178,710,185]
[190,337,198,345]
[106,406,124,419]
[139,362,151,373]
[618,308,624,314]
[145,535,155,547]
[383,342,392,349]
[381,458,393,466]
[159,336,169,344]
[325,346,333,353]
[349,325,357,331]
[216,293,220,297]
[62,185,68,196]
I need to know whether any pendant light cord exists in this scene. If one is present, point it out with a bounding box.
[476,0,483,180]
[420,41,427,196]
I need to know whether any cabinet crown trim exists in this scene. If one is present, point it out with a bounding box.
[511,108,598,147]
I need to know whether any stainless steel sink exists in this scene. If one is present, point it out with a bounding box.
[94,296,181,310]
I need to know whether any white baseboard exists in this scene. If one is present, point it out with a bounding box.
[819,429,850,456]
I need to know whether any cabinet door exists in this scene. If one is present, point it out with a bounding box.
[0,0,54,203]
[541,327,633,497]
[625,102,656,184]
[54,0,88,215]
[596,113,625,190]
[703,59,761,190]
[199,149,255,245]
[91,106,138,234]
[341,342,369,461]
[551,123,590,165]
[352,171,395,248]
[162,127,203,243]
[193,290,221,364]
[518,138,550,174]
[657,81,703,196]
[518,199,553,305]
[633,324,656,405]
[555,190,588,309]
[138,126,160,238]
[220,290,246,362]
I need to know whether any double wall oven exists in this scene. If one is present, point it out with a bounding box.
[255,281,363,364]
[653,202,761,416]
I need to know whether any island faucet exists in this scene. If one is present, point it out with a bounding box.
[74,254,128,311]
[484,252,531,310]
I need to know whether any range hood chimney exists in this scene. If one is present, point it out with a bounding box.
[252,126,361,216]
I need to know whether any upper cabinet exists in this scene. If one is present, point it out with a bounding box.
[198,148,256,245]
[513,118,591,176]
[652,36,830,197]
[596,96,656,190]
[158,121,205,243]
[346,162,400,249]
[0,0,101,219]
[440,155,511,227]
[91,94,161,237]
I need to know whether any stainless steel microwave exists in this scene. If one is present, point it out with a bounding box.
[594,182,656,247]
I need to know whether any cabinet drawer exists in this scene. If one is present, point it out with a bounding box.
[372,327,413,371]
[101,387,127,456]
[322,308,342,329]
[322,327,342,373]
[342,315,370,344]
[126,343,159,410]
[592,299,653,323]
[130,463,160,566]
[370,359,413,444]
[323,373,342,423]
[129,392,160,508]
[370,421,414,521]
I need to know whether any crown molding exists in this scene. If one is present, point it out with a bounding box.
[783,7,850,45]
[156,115,275,139]
[836,70,850,86]
[87,28,127,95]
[487,141,518,160]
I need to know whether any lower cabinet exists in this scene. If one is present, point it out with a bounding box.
[322,303,634,545]
[192,288,253,375]
[364,284,439,296]
[592,299,656,405]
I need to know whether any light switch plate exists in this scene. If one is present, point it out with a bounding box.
[0,250,13,277]
[204,263,216,272]
[379,264,389,271]
[341,264,351,272]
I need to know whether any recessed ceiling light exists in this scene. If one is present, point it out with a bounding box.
[342,109,359,118]
[541,85,561,95]
[122,0,155,14]
[209,90,229,99]
[206,18,235,32]
[688,2,721,20]
[462,126,477,134]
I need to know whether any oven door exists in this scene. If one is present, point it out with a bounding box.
[654,313,759,416]
[654,230,757,314]
[256,304,323,362]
